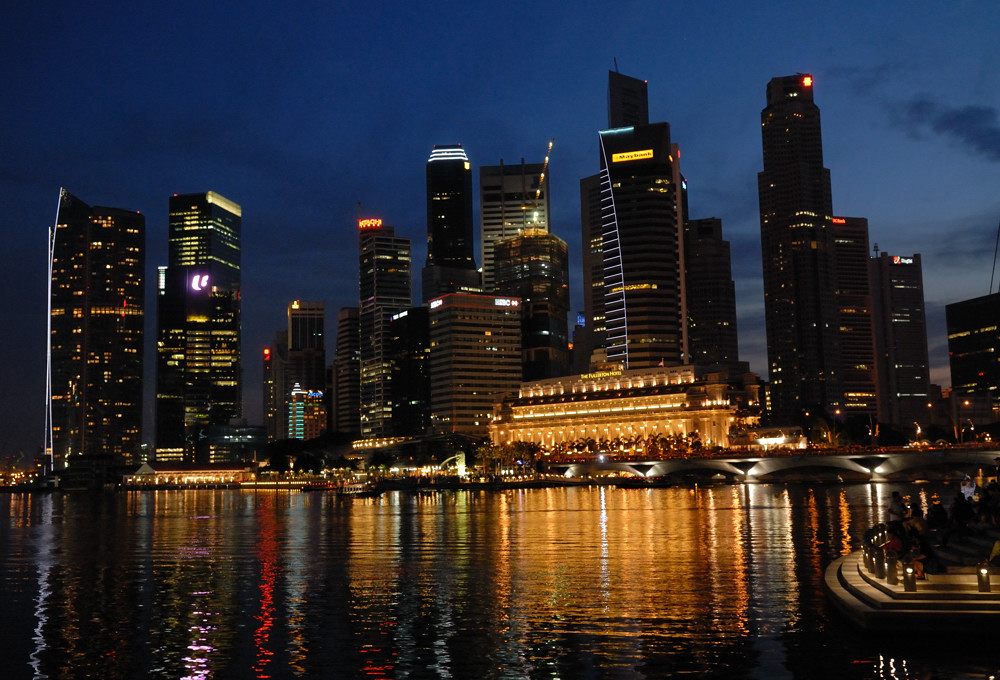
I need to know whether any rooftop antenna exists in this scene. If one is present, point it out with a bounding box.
[872,242,879,258]
[614,57,619,73]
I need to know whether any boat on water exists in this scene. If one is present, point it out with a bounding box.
[337,481,382,498]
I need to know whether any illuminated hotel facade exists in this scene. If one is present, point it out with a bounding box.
[490,365,760,451]
[46,190,145,469]
[155,191,242,462]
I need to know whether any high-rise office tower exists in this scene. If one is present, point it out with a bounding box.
[422,144,480,301]
[831,217,878,419]
[359,218,412,438]
[684,218,741,375]
[946,291,1000,406]
[580,71,687,371]
[871,252,931,428]
[608,70,649,128]
[265,301,326,441]
[599,123,687,368]
[428,293,522,436]
[479,160,549,290]
[156,191,242,461]
[758,74,842,418]
[46,190,145,471]
[333,307,361,437]
[387,307,431,437]
[494,229,570,380]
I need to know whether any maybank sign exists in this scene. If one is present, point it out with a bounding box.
[611,149,654,163]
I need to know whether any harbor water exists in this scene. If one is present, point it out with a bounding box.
[1,483,996,679]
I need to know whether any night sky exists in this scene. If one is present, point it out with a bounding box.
[4,2,1000,459]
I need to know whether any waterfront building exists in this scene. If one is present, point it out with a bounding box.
[946,291,1000,411]
[832,217,878,419]
[758,74,842,418]
[332,307,361,437]
[155,191,242,462]
[359,218,412,438]
[490,365,761,452]
[46,190,145,470]
[479,159,550,291]
[871,252,932,429]
[263,341,282,441]
[684,218,741,376]
[494,229,570,380]
[428,293,523,436]
[422,144,481,301]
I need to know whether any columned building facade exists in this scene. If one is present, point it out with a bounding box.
[490,365,760,452]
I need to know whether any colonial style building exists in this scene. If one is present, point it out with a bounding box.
[490,364,760,452]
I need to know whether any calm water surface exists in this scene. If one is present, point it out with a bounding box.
[1,484,996,679]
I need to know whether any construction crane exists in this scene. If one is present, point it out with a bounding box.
[535,138,554,204]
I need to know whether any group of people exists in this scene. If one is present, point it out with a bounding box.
[883,475,1000,577]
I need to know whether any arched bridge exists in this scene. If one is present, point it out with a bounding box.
[544,448,1000,483]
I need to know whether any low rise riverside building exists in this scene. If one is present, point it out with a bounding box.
[490,365,761,453]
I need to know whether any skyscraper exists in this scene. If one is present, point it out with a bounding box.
[479,159,549,290]
[359,217,411,438]
[46,190,145,472]
[607,70,649,128]
[265,301,326,441]
[684,217,741,375]
[494,229,570,380]
[422,144,480,301]
[599,123,687,368]
[156,191,242,461]
[758,74,842,418]
[832,217,878,419]
[333,307,361,438]
[872,252,931,428]
[428,293,522,436]
[946,291,1000,406]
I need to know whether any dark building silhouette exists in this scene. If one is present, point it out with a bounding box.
[494,229,570,380]
[265,301,326,441]
[684,218,741,375]
[422,144,481,301]
[333,307,361,438]
[46,190,145,471]
[155,191,242,462]
[946,291,1000,408]
[608,70,649,128]
[387,307,431,437]
[758,74,842,418]
[832,217,878,419]
[872,252,931,429]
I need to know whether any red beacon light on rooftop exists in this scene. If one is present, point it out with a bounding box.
[802,75,813,87]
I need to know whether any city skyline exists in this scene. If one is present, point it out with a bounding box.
[6,2,1000,458]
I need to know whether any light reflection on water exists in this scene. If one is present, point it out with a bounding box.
[0,484,995,679]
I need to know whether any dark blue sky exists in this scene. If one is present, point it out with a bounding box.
[4,1,1000,458]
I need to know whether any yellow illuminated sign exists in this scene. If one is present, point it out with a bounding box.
[612,149,654,163]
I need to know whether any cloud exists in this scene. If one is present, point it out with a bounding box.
[892,97,1000,162]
